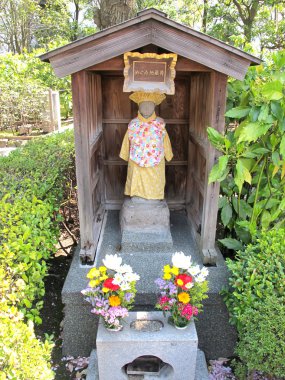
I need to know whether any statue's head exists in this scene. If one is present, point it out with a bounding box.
[129,91,166,116]
[138,101,156,117]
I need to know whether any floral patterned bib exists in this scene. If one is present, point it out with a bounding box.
[128,116,166,167]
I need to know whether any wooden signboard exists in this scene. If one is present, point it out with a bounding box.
[123,52,177,94]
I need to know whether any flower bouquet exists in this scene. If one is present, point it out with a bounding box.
[82,254,140,331]
[155,252,209,329]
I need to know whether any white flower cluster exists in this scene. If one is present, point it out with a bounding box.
[102,254,140,290]
[171,251,209,283]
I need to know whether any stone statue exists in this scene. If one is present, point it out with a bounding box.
[119,91,173,200]
[119,91,173,251]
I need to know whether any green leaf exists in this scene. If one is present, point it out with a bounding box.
[280,135,285,158]
[261,81,283,101]
[234,159,252,193]
[207,127,224,149]
[221,202,232,227]
[208,155,229,183]
[261,210,271,229]
[219,238,243,251]
[225,106,251,119]
[271,101,284,120]
[258,105,269,122]
[237,122,271,143]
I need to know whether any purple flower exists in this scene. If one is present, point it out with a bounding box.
[124,292,133,302]
[155,278,166,288]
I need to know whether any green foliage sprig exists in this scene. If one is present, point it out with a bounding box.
[208,51,285,249]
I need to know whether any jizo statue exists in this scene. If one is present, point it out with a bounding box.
[119,91,173,200]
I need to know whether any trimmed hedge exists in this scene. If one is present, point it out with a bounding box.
[0,130,75,379]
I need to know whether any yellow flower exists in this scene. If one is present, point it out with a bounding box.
[99,266,107,273]
[109,295,121,307]
[87,267,100,279]
[171,266,179,276]
[102,287,109,293]
[164,265,171,273]
[178,292,190,304]
[163,273,172,280]
[89,279,100,287]
[177,279,184,286]
[99,275,108,281]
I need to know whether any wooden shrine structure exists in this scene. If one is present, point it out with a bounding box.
[40,8,261,264]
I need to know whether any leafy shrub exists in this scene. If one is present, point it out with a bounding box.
[0,131,75,379]
[222,228,285,328]
[0,130,75,321]
[235,295,285,379]
[208,50,285,250]
[0,307,54,380]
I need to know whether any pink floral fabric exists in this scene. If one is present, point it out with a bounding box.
[128,117,166,167]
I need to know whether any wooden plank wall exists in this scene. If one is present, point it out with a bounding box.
[101,74,189,208]
[186,73,211,232]
[72,71,105,262]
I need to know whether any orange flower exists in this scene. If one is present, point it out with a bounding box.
[109,295,121,307]
[178,292,190,304]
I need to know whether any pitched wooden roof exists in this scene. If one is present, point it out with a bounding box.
[39,8,261,80]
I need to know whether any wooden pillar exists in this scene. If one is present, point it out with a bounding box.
[200,71,227,264]
[72,70,97,262]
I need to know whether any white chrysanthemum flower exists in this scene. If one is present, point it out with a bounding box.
[116,264,133,274]
[113,273,124,285]
[125,272,140,282]
[120,282,131,291]
[102,254,122,271]
[195,274,206,283]
[172,251,192,269]
[200,267,209,278]
[185,282,194,289]
[188,265,201,276]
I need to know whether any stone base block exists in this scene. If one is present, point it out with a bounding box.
[121,230,173,252]
[86,349,208,380]
[96,311,198,380]
[120,197,173,251]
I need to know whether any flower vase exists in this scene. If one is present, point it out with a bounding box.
[103,318,123,332]
[168,316,189,330]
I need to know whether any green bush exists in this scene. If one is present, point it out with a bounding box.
[207,50,285,250]
[0,307,54,380]
[235,295,285,379]
[0,131,75,321]
[0,131,75,379]
[222,228,285,328]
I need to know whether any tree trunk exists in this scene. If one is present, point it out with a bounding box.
[93,0,136,30]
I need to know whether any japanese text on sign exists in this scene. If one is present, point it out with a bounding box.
[133,61,166,83]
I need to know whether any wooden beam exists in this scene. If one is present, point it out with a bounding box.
[200,71,227,257]
[89,56,211,72]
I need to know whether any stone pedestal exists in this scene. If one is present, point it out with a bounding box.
[96,311,198,380]
[120,197,173,252]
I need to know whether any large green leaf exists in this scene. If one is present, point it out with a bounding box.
[261,81,283,101]
[237,122,272,143]
[221,202,232,227]
[207,127,224,149]
[225,106,251,119]
[234,159,252,193]
[208,155,229,183]
[271,101,284,120]
[219,238,243,251]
